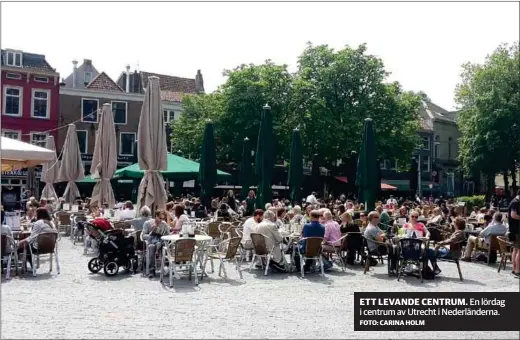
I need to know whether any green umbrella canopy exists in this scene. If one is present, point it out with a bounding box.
[355,118,378,211]
[114,153,230,181]
[255,104,275,209]
[239,137,253,200]
[288,128,303,204]
[198,121,217,206]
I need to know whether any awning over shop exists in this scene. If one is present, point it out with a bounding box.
[381,182,397,191]
[382,179,439,191]
[334,176,348,184]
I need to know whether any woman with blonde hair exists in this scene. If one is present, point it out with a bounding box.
[245,190,256,216]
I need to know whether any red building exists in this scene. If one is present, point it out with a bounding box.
[1,49,60,205]
[1,49,60,145]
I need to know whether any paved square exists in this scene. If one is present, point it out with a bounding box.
[1,240,519,339]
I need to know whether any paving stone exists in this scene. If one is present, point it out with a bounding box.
[1,239,518,339]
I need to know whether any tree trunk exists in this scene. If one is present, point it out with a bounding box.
[511,161,518,194]
[485,173,494,204]
[503,170,510,199]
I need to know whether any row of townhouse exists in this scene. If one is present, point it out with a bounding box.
[1,48,204,201]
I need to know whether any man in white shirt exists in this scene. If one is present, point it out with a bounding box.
[306,192,318,205]
[463,212,507,261]
[345,201,355,215]
[386,195,397,206]
[242,209,263,251]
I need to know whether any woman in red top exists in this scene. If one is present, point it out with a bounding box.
[403,212,429,238]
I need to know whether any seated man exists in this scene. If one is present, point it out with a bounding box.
[299,210,331,272]
[364,211,397,272]
[462,213,507,261]
[256,210,289,272]
[241,209,263,255]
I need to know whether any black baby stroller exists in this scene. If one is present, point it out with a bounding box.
[81,221,138,277]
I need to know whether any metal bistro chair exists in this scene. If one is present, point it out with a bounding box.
[1,234,18,280]
[299,237,325,278]
[56,212,72,236]
[206,237,243,279]
[160,238,198,288]
[361,236,390,275]
[249,233,275,276]
[26,232,60,277]
[497,236,512,273]
[397,238,424,283]
[436,240,464,281]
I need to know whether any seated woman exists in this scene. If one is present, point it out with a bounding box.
[427,207,444,226]
[425,217,467,275]
[18,207,57,268]
[128,206,152,231]
[142,210,171,277]
[402,212,430,238]
[359,212,368,232]
[339,212,361,265]
[170,205,189,234]
[119,201,136,220]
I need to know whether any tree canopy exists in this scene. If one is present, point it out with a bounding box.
[455,42,520,194]
[171,43,422,171]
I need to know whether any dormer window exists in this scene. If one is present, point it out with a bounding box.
[6,51,22,67]
[84,72,92,85]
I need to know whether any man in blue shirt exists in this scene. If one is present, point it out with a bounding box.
[299,210,330,271]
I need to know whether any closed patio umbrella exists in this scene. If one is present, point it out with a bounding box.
[199,121,217,209]
[40,136,59,202]
[288,128,303,204]
[255,104,275,209]
[137,76,168,211]
[58,124,85,203]
[90,103,117,208]
[239,137,253,200]
[355,118,378,211]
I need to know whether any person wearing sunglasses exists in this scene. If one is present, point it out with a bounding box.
[403,213,429,238]
[364,211,398,272]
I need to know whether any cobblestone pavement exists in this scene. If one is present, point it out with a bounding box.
[1,238,519,339]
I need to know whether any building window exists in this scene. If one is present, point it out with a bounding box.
[34,76,49,83]
[76,130,88,154]
[422,136,430,150]
[388,159,397,170]
[448,137,453,159]
[163,110,176,123]
[6,51,22,67]
[6,73,21,80]
[30,132,48,147]
[2,130,21,140]
[434,136,440,159]
[379,160,386,170]
[84,72,92,85]
[119,132,136,156]
[81,98,99,123]
[31,89,50,118]
[112,101,127,124]
[3,86,22,116]
[422,156,430,173]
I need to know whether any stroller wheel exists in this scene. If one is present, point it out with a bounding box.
[104,262,119,277]
[88,258,102,273]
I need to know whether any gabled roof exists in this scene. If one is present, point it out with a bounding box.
[141,71,198,93]
[0,49,57,74]
[420,100,457,123]
[63,59,100,89]
[86,72,124,92]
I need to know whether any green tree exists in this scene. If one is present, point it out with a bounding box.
[170,92,224,160]
[455,42,520,197]
[294,43,421,169]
